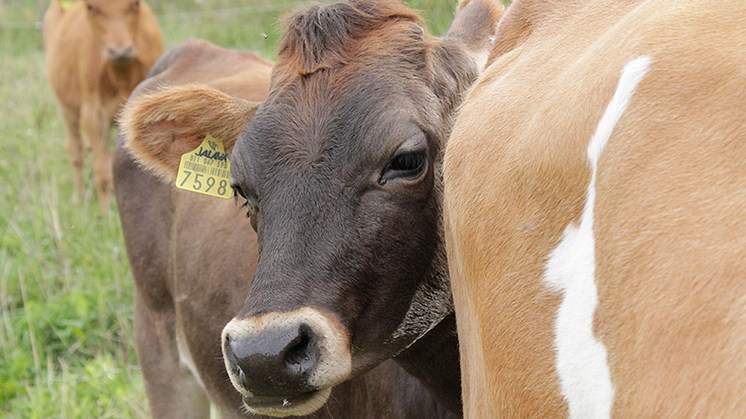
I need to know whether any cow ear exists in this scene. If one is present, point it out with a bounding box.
[444,0,504,63]
[119,84,260,182]
[431,0,504,107]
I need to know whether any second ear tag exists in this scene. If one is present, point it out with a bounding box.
[59,0,78,10]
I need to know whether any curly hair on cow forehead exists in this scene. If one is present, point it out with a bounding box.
[277,0,424,76]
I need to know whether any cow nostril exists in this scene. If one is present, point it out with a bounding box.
[285,329,312,369]
[224,323,322,396]
[224,334,243,376]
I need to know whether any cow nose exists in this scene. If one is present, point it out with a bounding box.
[224,323,321,397]
[107,46,135,62]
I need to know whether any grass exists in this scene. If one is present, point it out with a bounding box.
[0,0,505,417]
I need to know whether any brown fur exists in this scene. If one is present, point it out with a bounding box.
[444,0,746,417]
[44,0,163,211]
[120,85,258,182]
[115,39,456,419]
[276,0,421,77]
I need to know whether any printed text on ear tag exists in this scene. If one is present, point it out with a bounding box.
[175,133,232,199]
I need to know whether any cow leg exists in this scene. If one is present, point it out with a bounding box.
[60,107,85,203]
[134,291,211,419]
[81,101,113,211]
[114,139,211,417]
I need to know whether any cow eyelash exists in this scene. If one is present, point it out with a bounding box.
[232,187,249,210]
[232,181,246,199]
[232,186,260,233]
[379,151,427,185]
[232,184,258,219]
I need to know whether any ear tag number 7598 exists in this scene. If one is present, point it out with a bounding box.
[175,133,232,199]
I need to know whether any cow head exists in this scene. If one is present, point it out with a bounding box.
[120,0,502,416]
[84,0,145,63]
[224,0,500,415]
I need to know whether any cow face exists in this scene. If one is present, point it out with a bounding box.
[84,0,143,63]
[221,0,497,416]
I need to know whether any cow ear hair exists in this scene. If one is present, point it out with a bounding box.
[120,84,260,182]
[431,0,504,110]
[444,0,504,62]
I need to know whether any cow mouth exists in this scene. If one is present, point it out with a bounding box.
[241,387,332,417]
[107,55,136,65]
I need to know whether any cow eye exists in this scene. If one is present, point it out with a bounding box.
[86,3,101,15]
[379,152,427,185]
[231,182,251,211]
[231,180,260,231]
[231,183,254,213]
[232,181,247,200]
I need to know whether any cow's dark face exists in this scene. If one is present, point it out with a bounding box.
[221,0,491,416]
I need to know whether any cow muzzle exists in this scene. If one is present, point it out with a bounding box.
[221,308,352,417]
[104,45,136,63]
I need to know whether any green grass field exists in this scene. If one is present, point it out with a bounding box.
[0,0,504,417]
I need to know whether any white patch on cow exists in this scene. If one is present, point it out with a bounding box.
[175,326,206,390]
[544,56,651,419]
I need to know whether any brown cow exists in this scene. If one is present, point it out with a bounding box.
[444,0,746,418]
[44,0,163,210]
[114,39,456,419]
[119,0,503,416]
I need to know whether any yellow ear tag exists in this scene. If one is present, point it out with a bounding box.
[59,0,79,10]
[176,134,233,199]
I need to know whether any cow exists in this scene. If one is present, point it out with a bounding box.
[119,0,504,416]
[114,38,457,419]
[443,0,746,418]
[44,0,163,211]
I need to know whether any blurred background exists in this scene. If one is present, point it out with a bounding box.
[0,0,491,417]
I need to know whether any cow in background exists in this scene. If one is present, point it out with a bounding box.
[444,0,746,417]
[114,38,456,419]
[44,0,163,211]
[120,0,503,416]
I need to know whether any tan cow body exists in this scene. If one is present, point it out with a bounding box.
[44,0,163,210]
[444,0,746,418]
[115,39,456,419]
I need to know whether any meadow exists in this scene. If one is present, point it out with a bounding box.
[0,0,498,417]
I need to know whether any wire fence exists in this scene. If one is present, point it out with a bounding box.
[0,1,315,29]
